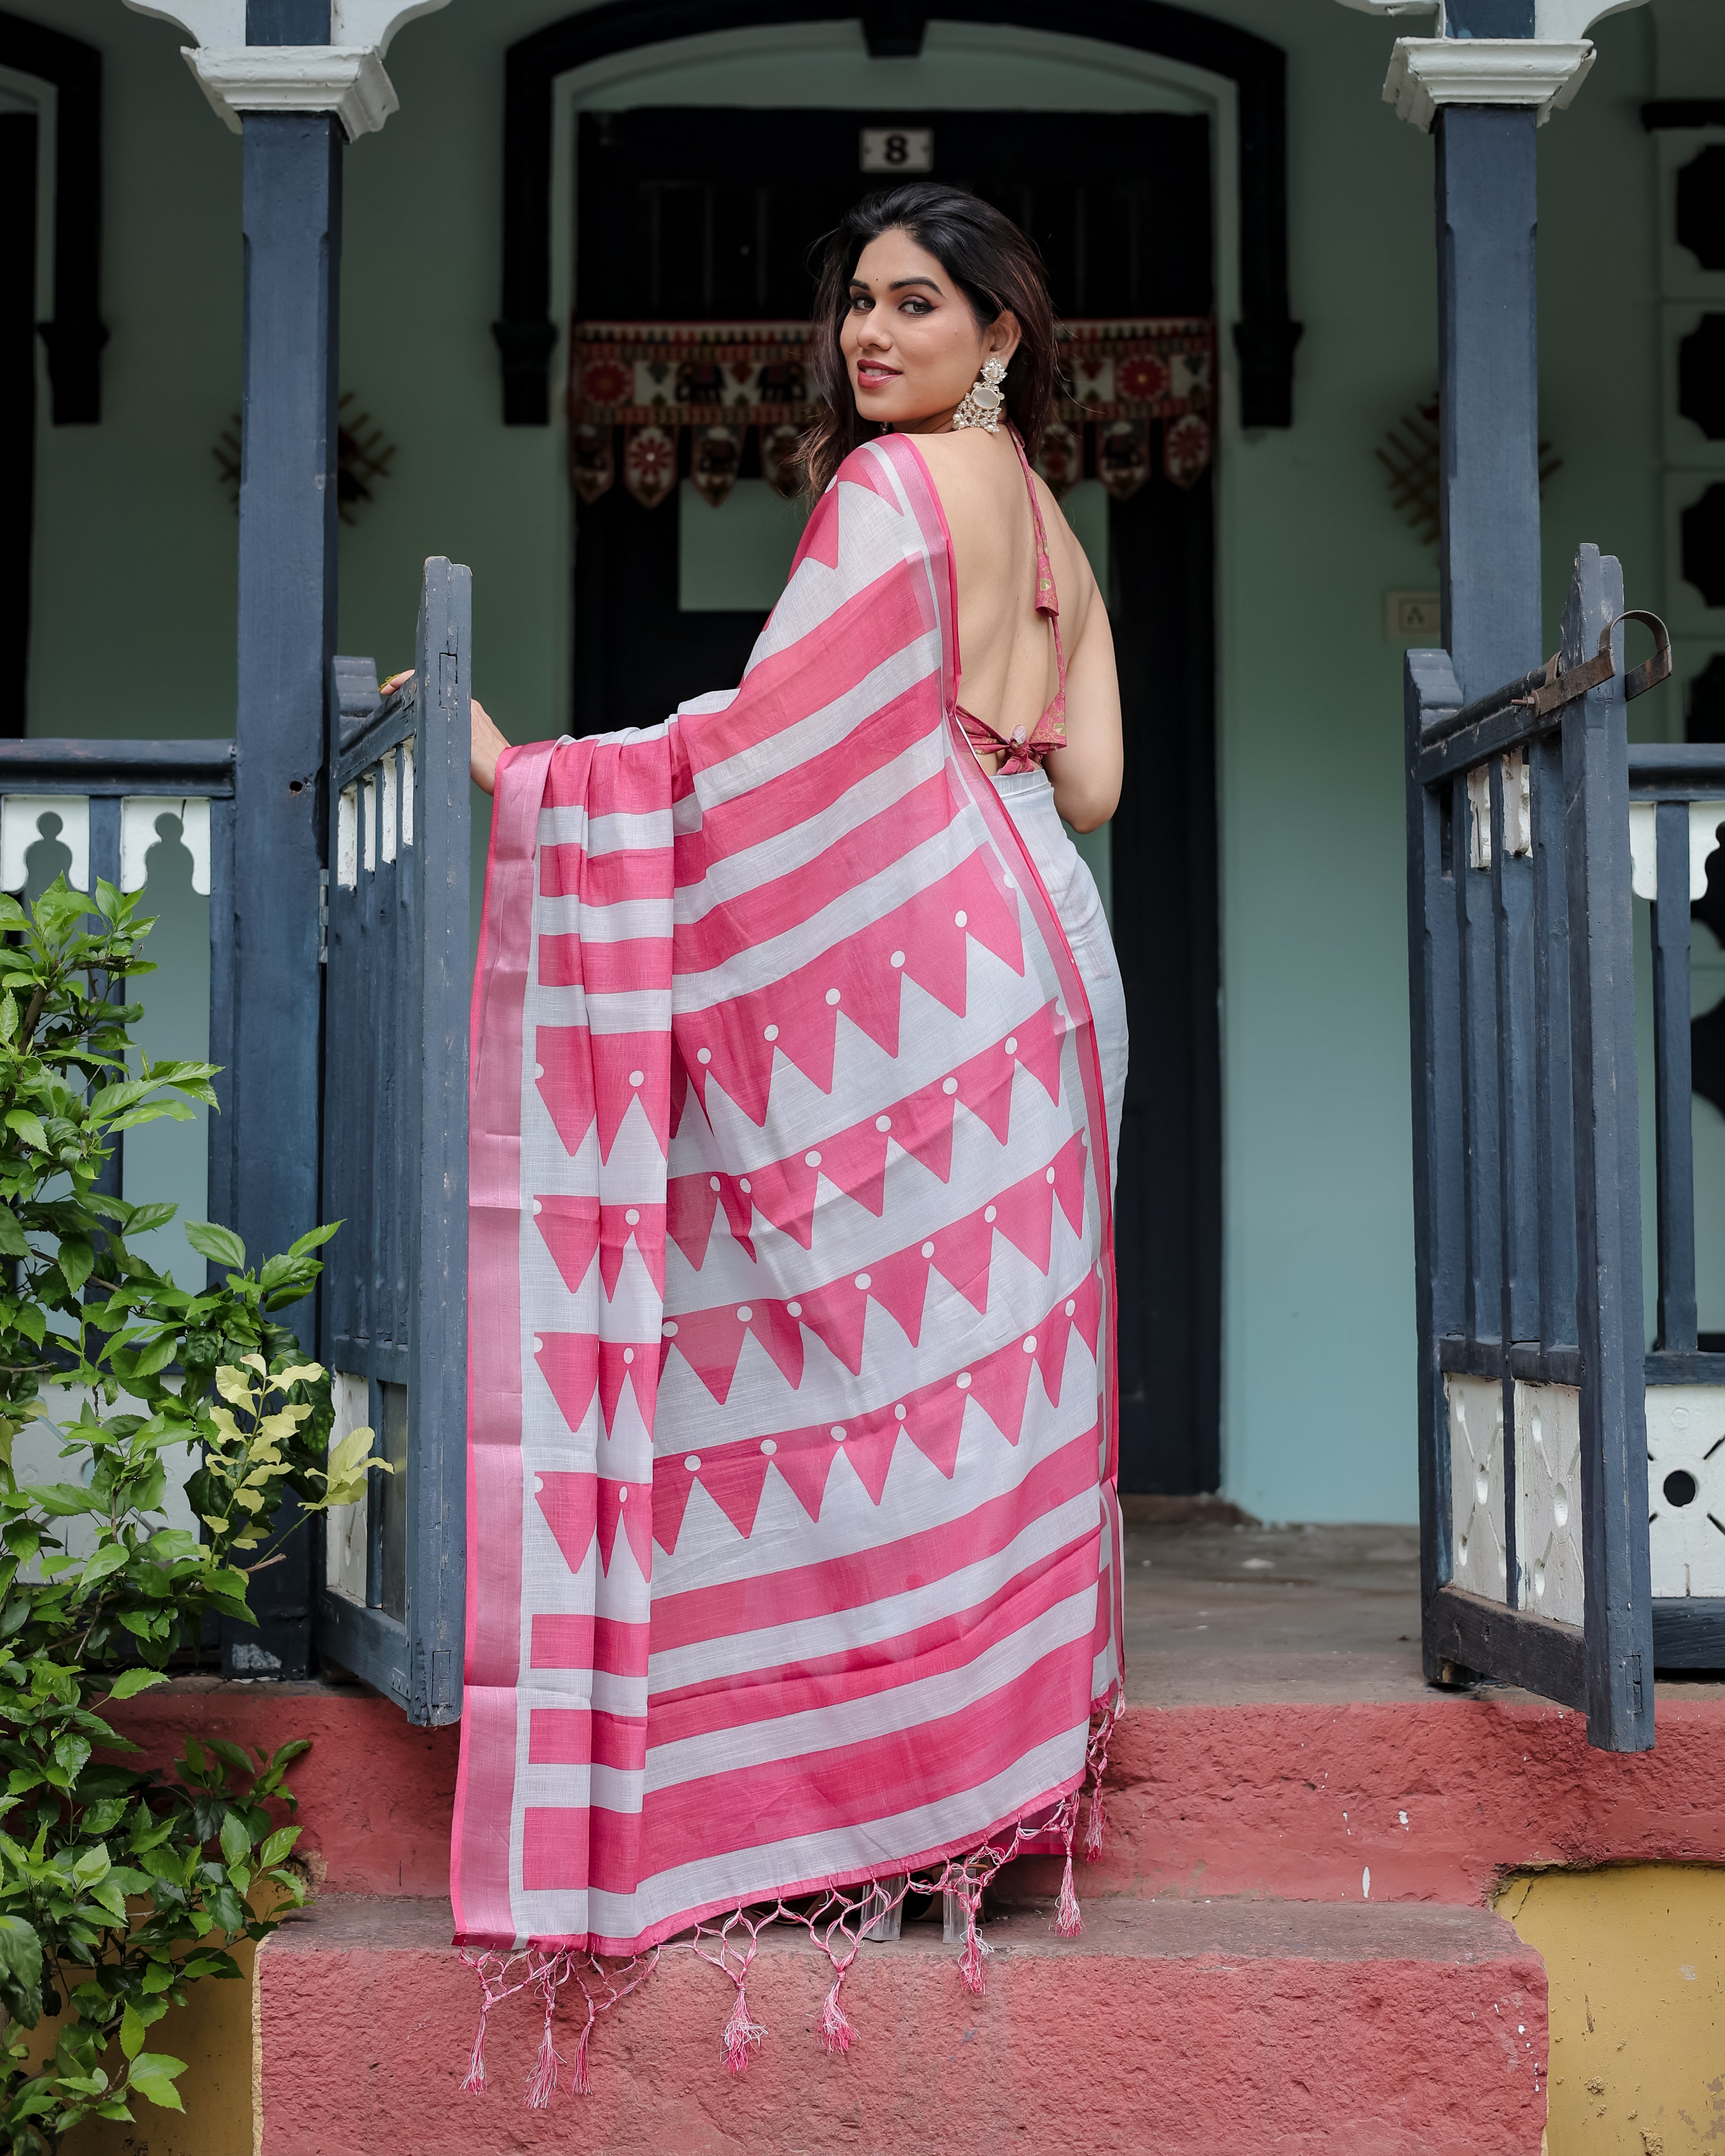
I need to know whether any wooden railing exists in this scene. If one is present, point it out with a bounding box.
[0,737,237,1219]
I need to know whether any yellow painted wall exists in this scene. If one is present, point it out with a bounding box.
[40,1937,254,2156]
[1499,1865,1725,2153]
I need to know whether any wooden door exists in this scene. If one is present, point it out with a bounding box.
[574,108,1219,1495]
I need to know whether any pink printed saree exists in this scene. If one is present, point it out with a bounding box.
[454,432,1122,2071]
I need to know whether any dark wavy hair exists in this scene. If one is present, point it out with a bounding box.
[800,183,1060,498]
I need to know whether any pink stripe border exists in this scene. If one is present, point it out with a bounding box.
[451,737,556,1944]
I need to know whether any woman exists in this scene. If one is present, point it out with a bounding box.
[469,183,1127,1172]
[454,184,1128,2097]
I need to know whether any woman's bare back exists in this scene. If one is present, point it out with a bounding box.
[908,426,1122,831]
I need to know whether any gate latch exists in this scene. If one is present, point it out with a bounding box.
[1516,609,1672,719]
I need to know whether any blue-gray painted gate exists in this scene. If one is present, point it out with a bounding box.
[1402,543,1725,1750]
[1404,86,1708,1753]
[314,560,470,1727]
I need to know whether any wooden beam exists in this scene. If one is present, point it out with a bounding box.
[1425,1584,1587,1710]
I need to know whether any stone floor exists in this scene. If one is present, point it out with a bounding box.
[1118,1498,1428,1705]
[1119,1498,1725,1707]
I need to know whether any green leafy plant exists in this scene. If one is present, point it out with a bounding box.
[0,878,383,2150]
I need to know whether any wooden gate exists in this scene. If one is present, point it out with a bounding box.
[1405,543,1691,1752]
[315,559,470,1726]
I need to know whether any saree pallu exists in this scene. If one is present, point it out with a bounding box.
[454,432,1123,2088]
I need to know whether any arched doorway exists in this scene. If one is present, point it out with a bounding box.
[495,9,1295,1497]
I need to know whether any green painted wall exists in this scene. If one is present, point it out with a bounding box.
[9,0,1700,1517]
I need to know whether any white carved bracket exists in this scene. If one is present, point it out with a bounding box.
[1533,1,1646,37]
[0,799,89,895]
[120,798,212,896]
[183,46,397,138]
[331,1,451,55]
[1337,0,1649,125]
[120,0,452,134]
[1629,800,1725,904]
[1385,38,1597,127]
[122,1,245,40]
[122,2,449,52]
[1335,0,1643,25]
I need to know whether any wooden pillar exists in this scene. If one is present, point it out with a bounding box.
[226,3,341,1679]
[1435,104,1544,704]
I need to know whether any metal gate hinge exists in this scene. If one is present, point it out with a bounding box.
[318,868,329,965]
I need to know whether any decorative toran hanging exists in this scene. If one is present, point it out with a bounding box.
[568,316,1216,509]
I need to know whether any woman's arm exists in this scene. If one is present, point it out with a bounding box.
[470,699,508,796]
[1047,590,1122,833]
[380,671,509,795]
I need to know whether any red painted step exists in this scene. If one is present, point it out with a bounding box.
[1009,1689,1725,1906]
[256,1892,1546,2156]
[107,1680,1725,1905]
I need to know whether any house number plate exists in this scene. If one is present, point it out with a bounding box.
[860,127,933,173]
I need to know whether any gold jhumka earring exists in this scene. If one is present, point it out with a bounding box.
[952,356,1007,433]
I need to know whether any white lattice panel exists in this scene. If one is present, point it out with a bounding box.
[1446,1376,1507,1600]
[1515,1382,1584,1626]
[1646,1385,1725,1598]
[324,1372,372,1606]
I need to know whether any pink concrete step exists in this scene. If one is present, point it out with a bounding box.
[1009,1686,1725,1907]
[109,1679,1725,1906]
[255,1892,1547,2156]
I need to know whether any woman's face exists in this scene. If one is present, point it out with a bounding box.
[839,228,1020,433]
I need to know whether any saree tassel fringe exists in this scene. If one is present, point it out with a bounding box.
[720,1965,768,2076]
[525,1954,574,2109]
[1082,1705,1117,1861]
[569,2014,594,2099]
[458,2007,489,2098]
[524,2018,561,2109]
[817,1968,856,2057]
[457,1944,536,2095]
[957,1884,992,1998]
[1055,1854,1084,1939]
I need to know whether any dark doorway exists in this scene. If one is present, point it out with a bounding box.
[0,112,37,739]
[573,107,1219,1495]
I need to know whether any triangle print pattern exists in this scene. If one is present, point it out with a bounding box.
[458,431,1120,1980]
